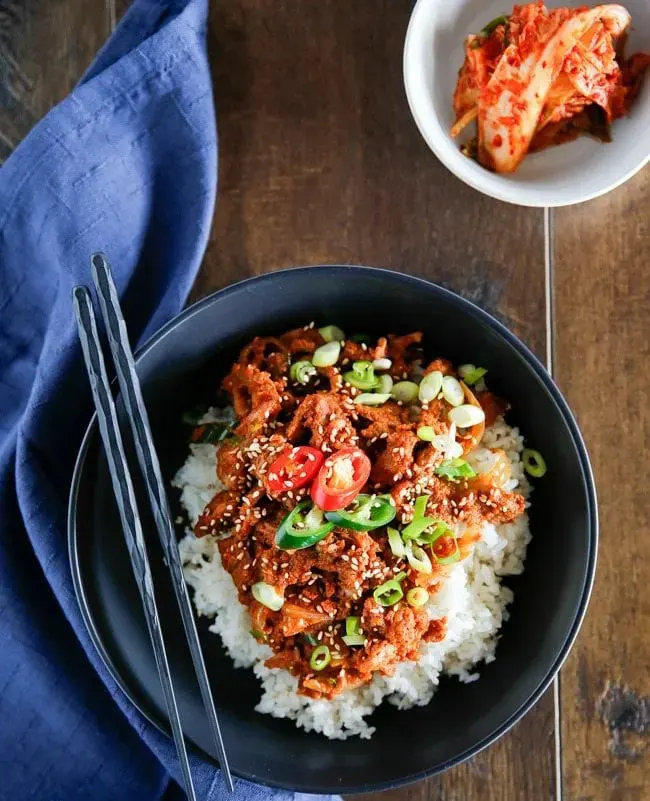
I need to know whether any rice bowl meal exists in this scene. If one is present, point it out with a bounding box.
[173,324,547,740]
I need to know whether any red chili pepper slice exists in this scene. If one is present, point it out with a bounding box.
[266,446,324,493]
[310,447,371,511]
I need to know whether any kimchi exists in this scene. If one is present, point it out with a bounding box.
[451,2,650,173]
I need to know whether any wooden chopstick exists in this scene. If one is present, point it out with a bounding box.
[90,253,233,792]
[73,286,198,801]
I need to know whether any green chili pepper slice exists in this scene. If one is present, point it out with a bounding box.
[343,360,379,391]
[275,500,335,550]
[325,494,395,531]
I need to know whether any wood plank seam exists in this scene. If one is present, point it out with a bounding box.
[545,206,563,801]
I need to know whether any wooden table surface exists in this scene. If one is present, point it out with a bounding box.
[2,1,649,799]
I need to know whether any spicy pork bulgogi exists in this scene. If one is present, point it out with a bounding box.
[186,325,536,700]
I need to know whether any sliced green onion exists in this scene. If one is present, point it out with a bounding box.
[432,537,461,565]
[435,458,476,482]
[345,616,361,636]
[319,324,345,342]
[250,628,268,642]
[441,376,464,407]
[406,587,429,608]
[458,364,488,386]
[195,422,236,443]
[419,371,443,403]
[354,392,391,406]
[523,449,547,478]
[413,494,430,520]
[350,333,372,345]
[377,374,394,394]
[312,341,341,367]
[416,521,452,545]
[344,360,379,390]
[391,381,419,404]
[290,360,317,385]
[251,582,284,611]
[402,516,438,542]
[373,572,407,607]
[373,357,392,370]
[387,526,406,558]
[406,542,432,574]
[310,645,331,671]
[301,632,318,646]
[342,634,366,647]
[417,425,436,442]
[448,404,486,428]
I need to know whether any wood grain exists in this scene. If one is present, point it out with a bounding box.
[201,2,554,799]
[554,168,650,801]
[0,0,109,162]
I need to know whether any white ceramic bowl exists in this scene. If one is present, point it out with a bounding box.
[404,0,650,207]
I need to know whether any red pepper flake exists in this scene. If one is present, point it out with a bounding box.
[493,134,503,148]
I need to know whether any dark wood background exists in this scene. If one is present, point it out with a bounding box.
[1,1,648,799]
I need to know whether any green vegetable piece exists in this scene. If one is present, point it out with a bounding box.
[289,360,317,385]
[275,501,335,550]
[310,645,331,671]
[325,494,396,531]
[373,572,407,607]
[435,458,476,482]
[523,448,547,478]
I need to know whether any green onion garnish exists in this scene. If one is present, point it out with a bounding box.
[413,494,430,520]
[387,526,406,558]
[250,628,268,642]
[448,404,486,428]
[458,364,488,386]
[435,458,476,482]
[377,374,394,394]
[523,449,547,478]
[312,341,341,367]
[309,645,331,671]
[405,542,432,574]
[419,370,443,403]
[344,360,379,390]
[289,360,317,385]
[406,587,429,608]
[195,421,236,443]
[391,381,419,404]
[251,582,284,611]
[345,616,361,636]
[373,572,407,607]
[402,516,438,542]
[441,376,464,407]
[417,425,436,442]
[318,325,345,343]
[301,632,318,646]
[416,521,452,545]
[342,634,366,647]
[354,392,391,406]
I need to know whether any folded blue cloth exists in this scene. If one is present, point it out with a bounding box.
[0,2,334,799]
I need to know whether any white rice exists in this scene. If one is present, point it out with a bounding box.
[174,416,531,740]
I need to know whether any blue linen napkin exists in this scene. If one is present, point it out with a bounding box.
[0,2,336,800]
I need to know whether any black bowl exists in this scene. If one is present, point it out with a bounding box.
[68,265,597,794]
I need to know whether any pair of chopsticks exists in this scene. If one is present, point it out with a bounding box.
[73,254,233,799]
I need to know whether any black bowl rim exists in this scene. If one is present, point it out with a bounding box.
[68,264,598,794]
